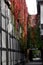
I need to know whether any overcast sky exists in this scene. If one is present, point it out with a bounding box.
[25,0,37,15]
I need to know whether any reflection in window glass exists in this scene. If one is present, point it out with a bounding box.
[2,16,5,30]
[1,0,5,16]
[2,31,6,48]
[2,51,6,65]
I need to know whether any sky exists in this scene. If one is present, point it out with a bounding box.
[25,0,37,15]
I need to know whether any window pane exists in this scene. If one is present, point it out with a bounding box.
[16,40,18,50]
[13,38,17,49]
[11,52,13,65]
[6,18,9,31]
[8,52,10,65]
[10,38,13,49]
[8,52,13,65]
[1,0,5,16]
[14,52,17,65]
[5,5,8,17]
[40,5,43,24]
[8,9,11,21]
[0,34,1,47]
[2,51,6,65]
[2,16,5,30]
[2,31,6,48]
[0,51,1,65]
[8,35,11,49]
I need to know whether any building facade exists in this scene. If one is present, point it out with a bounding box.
[0,0,25,65]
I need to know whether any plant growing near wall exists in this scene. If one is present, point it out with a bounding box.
[27,21,41,48]
[10,0,28,52]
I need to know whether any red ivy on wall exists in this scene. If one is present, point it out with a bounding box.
[10,0,28,43]
[10,0,38,46]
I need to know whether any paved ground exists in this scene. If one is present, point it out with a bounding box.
[26,61,42,65]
